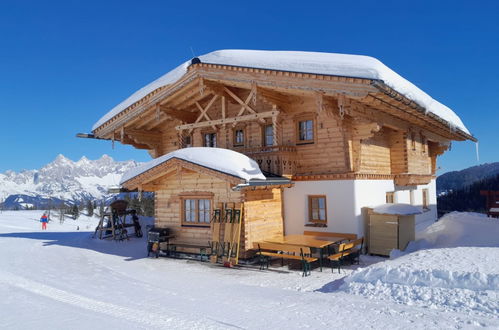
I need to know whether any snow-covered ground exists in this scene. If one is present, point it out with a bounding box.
[0,210,498,329]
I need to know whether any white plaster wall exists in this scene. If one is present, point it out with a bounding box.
[283,180,356,235]
[283,178,438,237]
[352,180,396,237]
[411,179,438,232]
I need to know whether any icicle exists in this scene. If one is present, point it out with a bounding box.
[475,141,480,163]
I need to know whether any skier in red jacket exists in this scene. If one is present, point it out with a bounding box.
[40,213,48,230]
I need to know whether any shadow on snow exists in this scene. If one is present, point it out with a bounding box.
[0,231,148,261]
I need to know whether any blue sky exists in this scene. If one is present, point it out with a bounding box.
[0,0,497,174]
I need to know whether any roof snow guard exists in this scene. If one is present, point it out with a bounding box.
[120,147,266,186]
[92,49,473,140]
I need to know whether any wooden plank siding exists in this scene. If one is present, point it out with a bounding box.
[106,71,452,183]
[243,188,285,255]
[152,168,284,255]
[154,170,242,246]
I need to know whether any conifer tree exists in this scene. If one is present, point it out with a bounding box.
[86,199,94,216]
[72,204,79,219]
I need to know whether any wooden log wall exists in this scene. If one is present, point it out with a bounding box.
[283,98,347,175]
[388,130,408,174]
[154,169,242,245]
[242,188,284,256]
[406,132,432,175]
[134,85,441,178]
[359,128,391,174]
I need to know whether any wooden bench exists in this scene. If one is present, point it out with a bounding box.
[169,241,211,262]
[253,242,318,277]
[328,237,364,273]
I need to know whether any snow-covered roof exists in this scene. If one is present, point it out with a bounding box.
[372,203,422,215]
[92,49,470,135]
[120,147,265,184]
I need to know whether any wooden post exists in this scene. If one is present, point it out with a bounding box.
[221,95,226,128]
[272,105,280,146]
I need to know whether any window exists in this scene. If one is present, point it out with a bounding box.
[234,129,244,146]
[183,135,192,148]
[422,189,430,210]
[182,198,211,226]
[203,133,216,147]
[298,119,314,143]
[264,124,273,146]
[410,132,416,151]
[386,192,395,204]
[308,195,327,223]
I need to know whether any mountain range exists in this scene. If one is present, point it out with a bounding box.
[437,162,499,193]
[0,155,141,210]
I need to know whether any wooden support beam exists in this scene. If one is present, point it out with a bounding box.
[159,105,198,122]
[221,95,226,128]
[257,87,291,111]
[189,94,218,133]
[175,110,278,131]
[315,91,324,114]
[224,87,256,115]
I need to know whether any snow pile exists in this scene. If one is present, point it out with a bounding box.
[121,147,265,184]
[398,212,499,255]
[372,203,422,215]
[341,247,499,314]
[92,49,470,135]
[340,212,499,314]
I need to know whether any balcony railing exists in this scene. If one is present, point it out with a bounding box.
[240,146,297,177]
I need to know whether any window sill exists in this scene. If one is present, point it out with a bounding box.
[305,222,327,228]
[181,224,210,228]
[296,141,314,146]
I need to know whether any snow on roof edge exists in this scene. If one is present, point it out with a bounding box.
[120,147,266,185]
[92,49,471,136]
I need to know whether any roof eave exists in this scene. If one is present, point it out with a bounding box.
[370,80,476,142]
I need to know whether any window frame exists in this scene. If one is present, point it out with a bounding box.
[263,124,274,147]
[233,127,245,147]
[386,192,395,204]
[308,195,327,223]
[183,134,192,148]
[203,132,217,147]
[297,119,315,144]
[180,194,213,227]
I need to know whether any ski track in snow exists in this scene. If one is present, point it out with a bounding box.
[0,270,227,329]
[2,211,499,329]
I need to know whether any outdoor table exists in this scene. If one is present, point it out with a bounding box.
[264,235,344,271]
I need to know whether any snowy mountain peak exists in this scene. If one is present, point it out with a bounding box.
[54,154,71,163]
[0,155,142,208]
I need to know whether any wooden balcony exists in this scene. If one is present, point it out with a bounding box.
[241,146,297,177]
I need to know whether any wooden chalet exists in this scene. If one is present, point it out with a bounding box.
[86,50,475,256]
